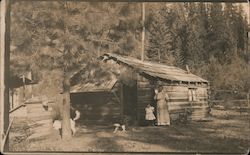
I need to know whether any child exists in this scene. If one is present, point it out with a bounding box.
[70,105,81,136]
[53,105,81,137]
[145,104,156,126]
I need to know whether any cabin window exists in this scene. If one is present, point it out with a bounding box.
[188,88,197,101]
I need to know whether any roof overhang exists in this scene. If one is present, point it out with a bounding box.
[101,53,209,84]
[70,78,118,93]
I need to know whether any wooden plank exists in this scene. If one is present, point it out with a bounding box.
[137,90,152,94]
[137,88,152,93]
[196,87,208,93]
[137,95,152,100]
[137,82,152,89]
[169,105,209,111]
[168,101,207,106]
[166,91,188,95]
[137,101,151,105]
[137,81,151,84]
[164,86,188,92]
[137,91,152,96]
[168,101,190,106]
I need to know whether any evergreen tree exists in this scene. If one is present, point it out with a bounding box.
[146,6,175,65]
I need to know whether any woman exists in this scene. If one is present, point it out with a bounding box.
[154,85,170,126]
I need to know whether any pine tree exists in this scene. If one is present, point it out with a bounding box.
[146,6,175,65]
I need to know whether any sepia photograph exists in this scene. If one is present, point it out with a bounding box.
[0,0,249,154]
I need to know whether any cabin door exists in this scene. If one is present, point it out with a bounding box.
[121,83,137,122]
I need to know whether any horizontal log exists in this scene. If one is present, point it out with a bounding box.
[168,101,190,106]
[164,86,189,92]
[191,102,208,106]
[168,101,207,106]
[191,114,208,117]
[137,101,151,105]
[137,93,153,97]
[169,109,186,114]
[192,111,208,114]
[169,98,189,102]
[196,88,208,94]
[190,115,209,120]
[169,98,207,102]
[169,105,209,111]
[137,76,150,82]
[167,91,208,96]
[137,87,152,92]
[137,83,151,88]
[137,96,152,100]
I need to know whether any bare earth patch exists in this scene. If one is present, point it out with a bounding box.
[9,108,250,153]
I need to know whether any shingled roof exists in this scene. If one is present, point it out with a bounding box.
[70,62,119,93]
[101,53,208,83]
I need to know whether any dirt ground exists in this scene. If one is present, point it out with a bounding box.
[9,107,250,153]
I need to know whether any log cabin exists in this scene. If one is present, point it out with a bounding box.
[70,53,210,125]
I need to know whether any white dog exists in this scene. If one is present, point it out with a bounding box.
[113,123,126,133]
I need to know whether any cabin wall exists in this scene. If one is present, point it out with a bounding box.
[136,76,209,124]
[163,84,209,121]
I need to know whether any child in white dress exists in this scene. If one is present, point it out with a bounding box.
[145,104,156,126]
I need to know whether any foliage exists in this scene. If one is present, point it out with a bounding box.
[10,2,249,103]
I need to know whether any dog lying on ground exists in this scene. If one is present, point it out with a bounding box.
[113,115,131,133]
[113,123,126,133]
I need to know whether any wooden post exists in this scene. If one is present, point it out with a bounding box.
[120,84,124,116]
[141,3,145,61]
[22,75,26,101]
[247,93,249,109]
[0,0,10,151]
[11,90,13,110]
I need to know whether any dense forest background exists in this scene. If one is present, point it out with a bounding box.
[10,1,249,100]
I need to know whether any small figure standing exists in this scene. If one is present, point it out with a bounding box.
[70,105,81,136]
[145,104,156,126]
[52,105,81,137]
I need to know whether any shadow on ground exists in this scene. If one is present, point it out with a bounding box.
[9,108,250,153]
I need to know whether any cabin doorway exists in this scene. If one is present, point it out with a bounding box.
[121,83,137,124]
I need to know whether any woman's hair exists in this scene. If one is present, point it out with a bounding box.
[158,85,163,92]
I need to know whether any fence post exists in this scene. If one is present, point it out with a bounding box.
[247,93,249,109]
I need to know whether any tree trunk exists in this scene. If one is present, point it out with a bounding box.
[61,72,71,140]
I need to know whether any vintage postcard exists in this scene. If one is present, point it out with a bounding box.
[0,0,249,154]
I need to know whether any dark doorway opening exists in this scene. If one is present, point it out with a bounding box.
[121,83,137,125]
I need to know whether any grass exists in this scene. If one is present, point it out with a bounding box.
[9,107,250,153]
